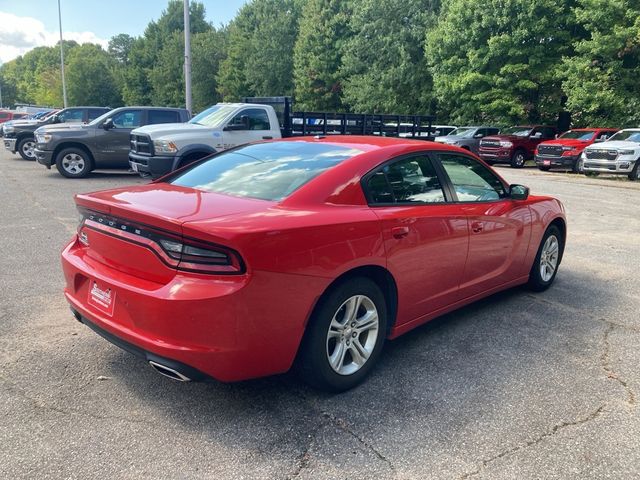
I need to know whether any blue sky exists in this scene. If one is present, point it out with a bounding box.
[0,0,247,62]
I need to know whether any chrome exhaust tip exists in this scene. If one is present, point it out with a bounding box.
[148,361,192,382]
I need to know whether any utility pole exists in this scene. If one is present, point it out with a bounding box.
[58,0,68,108]
[183,0,192,114]
[0,80,3,109]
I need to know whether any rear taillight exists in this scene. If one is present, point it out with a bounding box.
[77,208,244,274]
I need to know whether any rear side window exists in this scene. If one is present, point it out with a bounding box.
[542,127,556,139]
[88,109,107,121]
[59,109,83,122]
[367,155,446,204]
[170,142,362,201]
[437,153,506,202]
[148,110,179,125]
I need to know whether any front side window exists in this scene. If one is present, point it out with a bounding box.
[170,142,362,201]
[228,108,271,131]
[367,156,446,204]
[438,153,506,202]
[111,110,143,128]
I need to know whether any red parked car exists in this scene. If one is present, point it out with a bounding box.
[62,137,566,391]
[478,125,558,168]
[0,110,28,124]
[534,128,618,172]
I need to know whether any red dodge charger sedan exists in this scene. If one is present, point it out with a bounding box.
[62,136,566,391]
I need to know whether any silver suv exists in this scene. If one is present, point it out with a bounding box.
[435,126,500,155]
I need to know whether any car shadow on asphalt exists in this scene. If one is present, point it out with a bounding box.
[94,265,615,460]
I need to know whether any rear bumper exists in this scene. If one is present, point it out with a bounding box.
[34,148,54,168]
[61,237,327,382]
[3,137,16,153]
[535,154,577,168]
[129,152,175,179]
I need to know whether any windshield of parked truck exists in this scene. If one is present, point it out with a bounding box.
[608,130,640,143]
[559,130,596,141]
[501,126,533,137]
[189,105,239,127]
[170,141,363,201]
[447,127,476,138]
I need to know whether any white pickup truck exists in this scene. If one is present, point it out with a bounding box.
[580,128,640,181]
[129,103,283,178]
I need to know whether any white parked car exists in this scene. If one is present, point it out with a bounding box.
[580,129,640,180]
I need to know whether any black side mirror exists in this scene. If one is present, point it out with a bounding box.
[224,115,251,131]
[509,184,529,201]
[102,118,114,130]
[51,114,60,123]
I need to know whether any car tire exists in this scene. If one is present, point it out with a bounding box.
[510,150,526,168]
[628,161,640,181]
[573,157,585,174]
[55,148,93,178]
[538,166,551,172]
[298,277,387,392]
[17,137,37,160]
[528,225,563,292]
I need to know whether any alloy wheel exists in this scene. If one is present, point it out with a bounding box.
[539,235,559,282]
[326,295,379,376]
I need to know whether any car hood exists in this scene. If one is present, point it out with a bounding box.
[435,135,466,143]
[540,139,590,147]
[482,135,525,142]
[132,122,210,138]
[585,140,640,150]
[36,122,86,133]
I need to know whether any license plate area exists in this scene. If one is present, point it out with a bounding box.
[543,160,551,165]
[88,280,116,316]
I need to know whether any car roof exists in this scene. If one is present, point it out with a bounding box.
[276,134,463,153]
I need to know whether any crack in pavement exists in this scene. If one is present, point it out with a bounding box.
[288,390,396,479]
[0,375,159,429]
[601,323,636,407]
[458,405,605,479]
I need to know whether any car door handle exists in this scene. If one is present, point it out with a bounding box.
[392,226,410,239]
[262,136,273,140]
[471,221,484,234]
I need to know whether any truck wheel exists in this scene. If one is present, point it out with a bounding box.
[573,157,585,173]
[17,137,37,160]
[298,277,387,392]
[510,150,526,168]
[628,161,640,181]
[55,148,93,178]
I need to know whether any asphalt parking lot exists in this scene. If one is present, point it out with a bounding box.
[1,148,639,480]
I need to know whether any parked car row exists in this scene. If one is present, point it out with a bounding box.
[3,99,639,182]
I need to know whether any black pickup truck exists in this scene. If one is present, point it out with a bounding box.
[34,106,190,178]
[3,107,110,160]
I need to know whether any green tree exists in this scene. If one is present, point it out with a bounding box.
[293,0,351,111]
[66,43,122,106]
[427,0,576,124]
[562,0,640,126]
[341,0,439,114]
[192,28,228,111]
[218,0,302,100]
[108,34,135,64]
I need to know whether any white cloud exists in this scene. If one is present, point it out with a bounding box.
[0,12,108,63]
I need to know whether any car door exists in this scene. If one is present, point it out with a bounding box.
[435,152,532,298]
[221,107,274,148]
[95,109,143,167]
[365,154,469,325]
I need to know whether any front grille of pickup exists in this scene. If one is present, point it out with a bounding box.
[538,145,563,157]
[130,134,152,155]
[585,149,617,161]
[480,139,500,148]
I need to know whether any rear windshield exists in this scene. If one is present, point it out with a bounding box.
[170,142,363,201]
